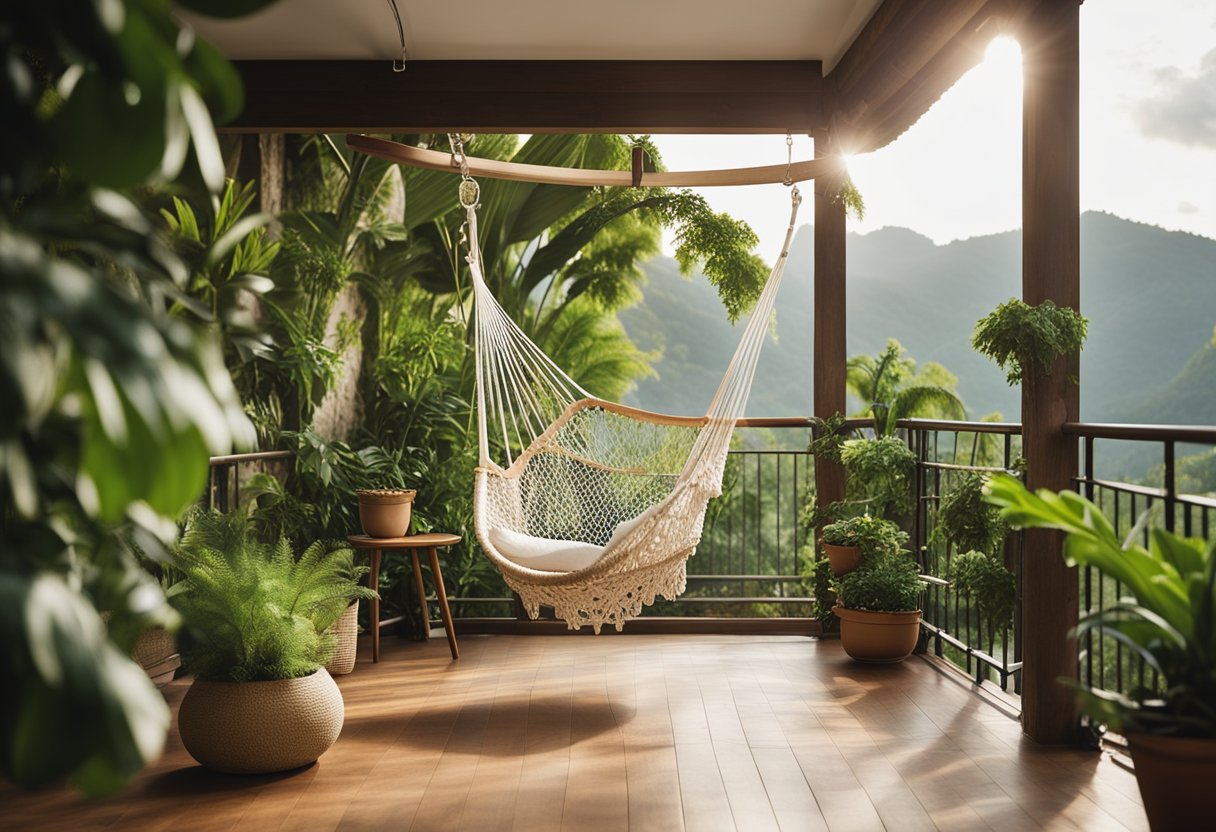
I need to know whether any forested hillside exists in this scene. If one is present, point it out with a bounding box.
[621,212,1216,429]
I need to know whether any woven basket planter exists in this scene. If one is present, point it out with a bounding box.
[178,668,344,774]
[132,627,180,687]
[325,600,360,676]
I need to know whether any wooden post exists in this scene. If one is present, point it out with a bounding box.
[1019,0,1081,745]
[813,128,847,514]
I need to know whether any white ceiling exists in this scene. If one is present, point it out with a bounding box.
[179,0,882,73]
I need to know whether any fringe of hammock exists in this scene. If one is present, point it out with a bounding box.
[505,549,694,634]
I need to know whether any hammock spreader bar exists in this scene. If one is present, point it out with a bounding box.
[346,134,845,188]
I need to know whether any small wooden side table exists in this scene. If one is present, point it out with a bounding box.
[346,533,461,661]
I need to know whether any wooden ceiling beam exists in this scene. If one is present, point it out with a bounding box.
[829,0,1010,153]
[222,60,826,134]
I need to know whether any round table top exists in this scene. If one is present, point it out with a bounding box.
[346,532,462,548]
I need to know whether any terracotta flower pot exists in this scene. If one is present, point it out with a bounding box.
[178,668,345,774]
[833,604,922,663]
[823,542,863,576]
[357,489,416,538]
[1127,733,1216,830]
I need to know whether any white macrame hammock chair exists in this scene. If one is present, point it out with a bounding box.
[467,180,803,633]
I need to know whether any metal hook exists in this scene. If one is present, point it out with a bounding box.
[386,0,407,72]
[783,132,794,187]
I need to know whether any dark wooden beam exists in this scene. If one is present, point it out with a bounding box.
[223,60,825,134]
[813,126,848,517]
[1018,0,1081,746]
[829,0,1007,153]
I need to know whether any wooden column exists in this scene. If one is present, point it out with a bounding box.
[1019,0,1081,745]
[813,128,848,512]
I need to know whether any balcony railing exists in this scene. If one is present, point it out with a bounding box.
[206,417,1216,707]
[1067,422,1216,699]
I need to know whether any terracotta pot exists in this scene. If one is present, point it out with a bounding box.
[178,668,344,774]
[1127,733,1216,830]
[325,600,360,676]
[833,604,922,663]
[357,489,416,538]
[823,542,863,576]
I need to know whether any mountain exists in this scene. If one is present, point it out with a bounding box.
[620,212,1216,430]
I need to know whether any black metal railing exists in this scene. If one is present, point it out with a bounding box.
[207,449,292,512]
[1067,423,1216,698]
[901,418,1025,693]
[657,423,816,617]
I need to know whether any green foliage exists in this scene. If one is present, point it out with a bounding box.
[950,549,1016,631]
[836,554,925,613]
[846,339,966,436]
[841,436,917,521]
[1,0,264,794]
[971,299,1089,386]
[170,510,375,683]
[162,179,279,366]
[821,515,908,558]
[932,473,1007,554]
[986,475,1216,738]
[808,412,850,464]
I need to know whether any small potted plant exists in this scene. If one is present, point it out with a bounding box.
[170,510,376,774]
[833,553,926,663]
[821,514,908,576]
[987,475,1216,830]
[357,485,416,538]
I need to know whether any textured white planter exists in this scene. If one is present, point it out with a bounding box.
[178,668,344,774]
[325,600,360,676]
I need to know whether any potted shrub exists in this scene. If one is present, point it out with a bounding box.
[833,553,926,663]
[987,475,1216,830]
[971,298,1088,386]
[170,510,375,774]
[357,487,416,538]
[821,514,908,577]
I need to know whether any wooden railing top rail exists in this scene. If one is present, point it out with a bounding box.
[208,449,293,466]
[1064,422,1216,444]
[897,417,1022,435]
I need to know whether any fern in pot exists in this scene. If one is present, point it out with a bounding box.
[821,514,908,577]
[987,475,1216,830]
[170,510,375,774]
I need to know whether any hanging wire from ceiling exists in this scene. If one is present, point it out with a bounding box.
[386,0,407,72]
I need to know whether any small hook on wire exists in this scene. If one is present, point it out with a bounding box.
[782,132,794,187]
[386,0,408,72]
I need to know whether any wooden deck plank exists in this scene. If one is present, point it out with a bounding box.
[2,635,1148,832]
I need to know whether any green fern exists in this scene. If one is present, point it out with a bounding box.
[170,510,376,682]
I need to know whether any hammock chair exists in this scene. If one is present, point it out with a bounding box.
[459,154,804,633]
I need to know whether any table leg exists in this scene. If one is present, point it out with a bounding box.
[369,548,381,663]
[410,551,430,640]
[428,547,460,660]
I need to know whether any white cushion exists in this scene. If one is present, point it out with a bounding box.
[604,505,656,550]
[488,527,604,572]
[489,508,658,573]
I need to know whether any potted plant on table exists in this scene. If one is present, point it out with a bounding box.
[821,514,908,577]
[170,510,376,774]
[986,475,1216,831]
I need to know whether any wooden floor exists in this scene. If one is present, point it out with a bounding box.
[6,634,1147,831]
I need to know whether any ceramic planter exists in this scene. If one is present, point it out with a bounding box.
[1127,733,1216,830]
[178,668,344,774]
[357,489,416,538]
[833,604,922,663]
[822,542,863,576]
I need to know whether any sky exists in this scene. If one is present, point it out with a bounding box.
[652,0,1216,260]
